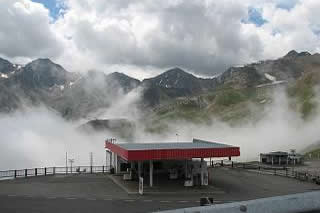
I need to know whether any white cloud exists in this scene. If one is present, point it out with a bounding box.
[0,0,64,61]
[1,0,320,78]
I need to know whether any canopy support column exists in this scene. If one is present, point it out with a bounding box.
[279,156,281,165]
[149,160,153,187]
[138,161,142,178]
[185,160,188,179]
[200,158,204,186]
[114,154,118,174]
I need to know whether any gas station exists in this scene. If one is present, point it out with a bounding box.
[105,138,240,190]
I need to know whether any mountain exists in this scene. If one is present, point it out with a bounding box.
[0,58,141,117]
[141,50,320,107]
[50,70,141,119]
[106,72,140,93]
[1,50,320,120]
[143,50,320,132]
[12,58,78,89]
[0,58,15,74]
[141,67,217,106]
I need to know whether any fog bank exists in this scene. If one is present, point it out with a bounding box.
[1,88,320,170]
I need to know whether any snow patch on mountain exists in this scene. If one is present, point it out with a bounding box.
[264,73,276,82]
[1,73,8,78]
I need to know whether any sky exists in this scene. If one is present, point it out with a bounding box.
[31,0,65,19]
[1,0,320,79]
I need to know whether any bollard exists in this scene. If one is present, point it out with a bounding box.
[231,161,234,168]
[44,167,47,176]
[25,169,27,178]
[90,166,93,174]
[35,168,37,176]
[53,167,55,175]
[14,170,17,178]
[102,166,105,173]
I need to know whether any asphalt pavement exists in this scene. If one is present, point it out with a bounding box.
[0,194,198,213]
[0,168,319,213]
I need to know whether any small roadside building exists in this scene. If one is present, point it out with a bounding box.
[105,138,240,188]
[260,151,304,166]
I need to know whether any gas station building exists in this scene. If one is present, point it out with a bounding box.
[105,138,240,188]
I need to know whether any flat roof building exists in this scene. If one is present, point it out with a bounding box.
[105,138,240,189]
[260,151,304,166]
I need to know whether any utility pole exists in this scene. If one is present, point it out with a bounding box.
[68,159,74,174]
[65,152,68,174]
[90,152,93,174]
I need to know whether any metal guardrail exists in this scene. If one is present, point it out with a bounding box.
[0,166,110,179]
[215,161,320,185]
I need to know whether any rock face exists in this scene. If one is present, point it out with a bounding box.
[0,58,15,74]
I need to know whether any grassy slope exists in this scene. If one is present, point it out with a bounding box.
[144,86,273,133]
[145,71,320,134]
[287,71,320,119]
[304,148,320,159]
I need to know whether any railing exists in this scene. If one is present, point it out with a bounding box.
[213,161,320,185]
[0,166,110,179]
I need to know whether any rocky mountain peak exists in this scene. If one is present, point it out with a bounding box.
[25,58,64,72]
[143,67,198,89]
[18,58,73,89]
[283,50,311,59]
[284,50,299,58]
[0,57,15,74]
[165,67,188,74]
[298,51,311,57]
[105,72,140,93]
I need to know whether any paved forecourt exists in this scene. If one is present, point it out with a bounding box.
[0,167,319,213]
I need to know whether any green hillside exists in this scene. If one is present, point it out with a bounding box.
[144,86,273,133]
[304,148,320,159]
[144,71,320,134]
[287,71,320,119]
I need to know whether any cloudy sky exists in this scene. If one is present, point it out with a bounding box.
[1,0,320,79]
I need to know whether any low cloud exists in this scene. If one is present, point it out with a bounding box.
[0,107,107,170]
[1,87,320,170]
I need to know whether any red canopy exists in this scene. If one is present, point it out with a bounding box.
[105,139,240,161]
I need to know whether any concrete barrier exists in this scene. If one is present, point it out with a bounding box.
[156,191,320,213]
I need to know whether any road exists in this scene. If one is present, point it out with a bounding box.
[0,168,319,212]
[0,194,199,213]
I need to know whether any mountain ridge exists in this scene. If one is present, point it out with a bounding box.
[0,50,320,119]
